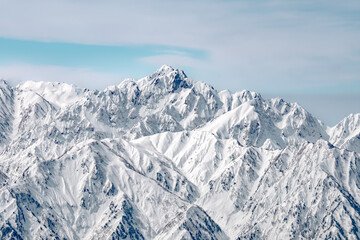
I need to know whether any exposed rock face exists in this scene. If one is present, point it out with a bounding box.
[0,65,359,239]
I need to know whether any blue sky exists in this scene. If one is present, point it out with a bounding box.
[0,0,359,125]
[0,37,206,85]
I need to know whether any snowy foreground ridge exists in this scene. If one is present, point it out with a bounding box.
[1,65,360,239]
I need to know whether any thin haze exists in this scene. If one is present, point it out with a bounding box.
[0,0,359,125]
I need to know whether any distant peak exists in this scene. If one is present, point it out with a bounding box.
[16,80,85,108]
[0,78,9,85]
[18,80,79,92]
[156,65,189,78]
[147,65,187,81]
[348,113,360,119]
[158,64,174,73]
[0,79,11,89]
[342,113,360,124]
[135,65,192,93]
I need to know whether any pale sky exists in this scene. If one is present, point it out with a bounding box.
[0,0,359,126]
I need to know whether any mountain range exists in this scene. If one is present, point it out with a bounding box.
[0,65,360,239]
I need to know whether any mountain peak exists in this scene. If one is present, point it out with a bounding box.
[0,79,10,89]
[336,113,360,132]
[346,113,360,121]
[334,113,360,128]
[135,65,191,93]
[17,81,85,108]
[158,64,174,73]
[153,65,187,79]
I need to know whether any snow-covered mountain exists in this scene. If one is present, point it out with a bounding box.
[0,65,359,239]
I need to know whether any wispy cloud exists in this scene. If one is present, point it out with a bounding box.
[139,54,205,68]
[0,0,359,123]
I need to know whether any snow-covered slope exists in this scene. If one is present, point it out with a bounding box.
[0,80,14,146]
[0,65,359,239]
[329,113,360,153]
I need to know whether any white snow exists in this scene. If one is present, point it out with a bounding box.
[0,66,359,239]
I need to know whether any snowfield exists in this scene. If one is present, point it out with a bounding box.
[0,65,359,239]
